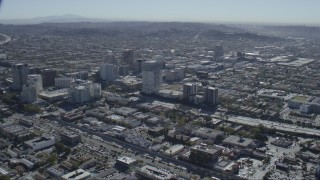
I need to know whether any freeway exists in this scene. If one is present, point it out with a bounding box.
[50,116,241,180]
[0,33,11,45]
[226,115,320,137]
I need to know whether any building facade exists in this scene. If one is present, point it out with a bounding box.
[183,83,198,101]
[55,77,72,89]
[68,82,101,103]
[100,63,119,82]
[204,86,218,106]
[27,74,43,93]
[122,49,134,70]
[22,84,38,103]
[142,60,163,94]
[12,63,30,90]
[214,45,224,58]
[41,69,56,87]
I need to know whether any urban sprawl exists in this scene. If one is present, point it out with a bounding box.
[0,22,320,180]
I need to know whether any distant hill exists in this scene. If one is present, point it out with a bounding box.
[233,24,320,39]
[0,14,105,24]
[260,26,320,39]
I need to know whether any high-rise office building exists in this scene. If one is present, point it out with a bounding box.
[77,71,89,80]
[100,63,119,82]
[119,64,129,76]
[12,63,30,90]
[142,60,163,94]
[134,59,146,73]
[183,83,198,101]
[27,74,43,93]
[22,84,37,103]
[203,86,218,106]
[68,82,101,103]
[122,49,134,70]
[41,69,56,87]
[214,45,224,58]
[105,53,118,65]
[55,77,72,89]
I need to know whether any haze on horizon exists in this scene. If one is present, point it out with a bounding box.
[0,0,319,25]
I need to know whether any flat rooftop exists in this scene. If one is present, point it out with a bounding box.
[62,169,91,180]
[138,165,174,180]
[117,156,136,165]
[291,95,309,102]
[223,135,253,147]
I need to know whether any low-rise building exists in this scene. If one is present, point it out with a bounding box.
[24,136,55,151]
[0,124,31,141]
[60,132,81,146]
[271,138,293,148]
[39,89,68,103]
[214,160,239,175]
[192,127,224,142]
[115,156,137,171]
[47,166,65,178]
[189,144,222,163]
[165,144,185,156]
[222,135,255,149]
[136,165,175,180]
[61,169,91,180]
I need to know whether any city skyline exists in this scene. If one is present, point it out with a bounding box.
[0,0,320,25]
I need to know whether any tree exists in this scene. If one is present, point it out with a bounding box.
[47,153,58,165]
[177,117,186,127]
[0,176,10,180]
[263,156,271,164]
[23,104,42,114]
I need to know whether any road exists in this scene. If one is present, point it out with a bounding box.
[225,115,320,137]
[0,33,11,45]
[49,116,241,180]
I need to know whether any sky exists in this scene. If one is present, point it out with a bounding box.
[0,0,319,25]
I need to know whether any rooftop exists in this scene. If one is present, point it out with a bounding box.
[292,95,309,102]
[138,165,174,180]
[117,156,137,165]
[62,169,91,180]
[223,135,253,147]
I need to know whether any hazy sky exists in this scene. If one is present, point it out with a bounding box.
[0,0,319,25]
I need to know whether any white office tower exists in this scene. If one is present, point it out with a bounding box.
[68,82,101,103]
[203,86,218,106]
[55,77,72,89]
[12,63,30,90]
[100,63,119,82]
[69,86,90,103]
[142,60,163,94]
[183,83,198,101]
[22,84,37,103]
[27,74,43,93]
